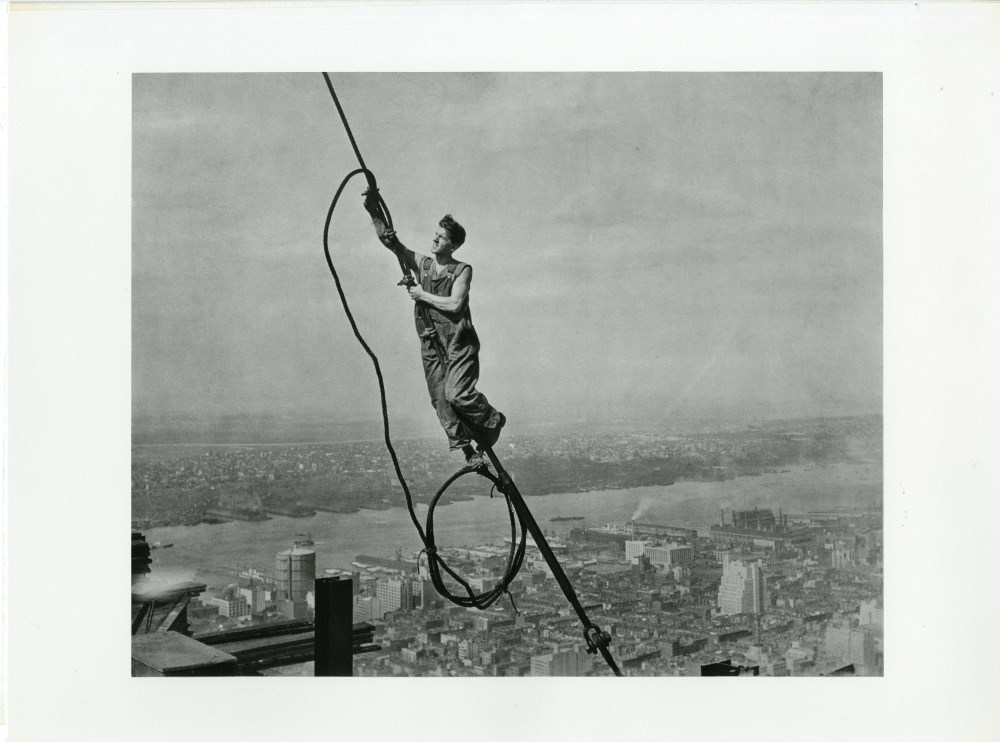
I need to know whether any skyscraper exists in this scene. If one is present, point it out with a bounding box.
[238,584,269,614]
[717,557,768,615]
[625,540,651,561]
[377,577,413,614]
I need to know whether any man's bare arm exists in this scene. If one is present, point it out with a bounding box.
[408,265,471,314]
[364,191,422,272]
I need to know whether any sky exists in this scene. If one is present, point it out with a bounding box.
[132,72,881,430]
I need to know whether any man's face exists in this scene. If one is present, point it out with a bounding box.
[432,228,455,256]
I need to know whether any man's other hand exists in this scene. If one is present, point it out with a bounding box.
[407,285,424,301]
[362,187,380,214]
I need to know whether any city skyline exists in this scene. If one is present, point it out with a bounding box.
[135,485,884,678]
[132,413,882,677]
[132,73,881,429]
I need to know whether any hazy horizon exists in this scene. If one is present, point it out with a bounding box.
[132,408,881,449]
[133,73,882,428]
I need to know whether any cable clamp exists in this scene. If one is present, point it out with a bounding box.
[417,545,438,568]
[583,624,612,655]
[496,580,520,615]
[497,472,514,496]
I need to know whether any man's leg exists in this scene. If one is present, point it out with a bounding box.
[420,337,472,450]
[443,341,505,447]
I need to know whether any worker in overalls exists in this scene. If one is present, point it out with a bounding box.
[364,191,505,468]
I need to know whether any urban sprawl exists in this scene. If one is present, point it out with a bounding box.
[132,415,882,676]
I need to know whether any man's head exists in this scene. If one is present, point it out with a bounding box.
[432,214,466,256]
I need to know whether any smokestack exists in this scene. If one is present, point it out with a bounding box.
[720,509,725,527]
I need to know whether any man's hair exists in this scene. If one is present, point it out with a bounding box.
[439,214,466,248]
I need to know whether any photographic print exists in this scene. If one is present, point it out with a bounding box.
[130,72,883,678]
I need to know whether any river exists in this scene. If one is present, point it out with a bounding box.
[142,461,880,589]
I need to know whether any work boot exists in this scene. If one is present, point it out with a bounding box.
[481,412,506,449]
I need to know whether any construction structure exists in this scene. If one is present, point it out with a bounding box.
[131,531,377,676]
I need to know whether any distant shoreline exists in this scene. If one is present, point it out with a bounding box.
[132,415,882,529]
[132,412,881,448]
[133,460,882,531]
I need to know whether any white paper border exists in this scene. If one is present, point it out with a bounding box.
[8,4,1000,741]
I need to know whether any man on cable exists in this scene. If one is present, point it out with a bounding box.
[364,191,505,469]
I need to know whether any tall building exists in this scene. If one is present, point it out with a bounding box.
[625,540,651,561]
[238,585,269,614]
[859,598,884,630]
[717,557,768,615]
[377,577,413,614]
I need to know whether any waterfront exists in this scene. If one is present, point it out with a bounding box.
[143,461,880,588]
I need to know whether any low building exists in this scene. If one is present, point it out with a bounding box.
[353,594,384,622]
[209,595,251,619]
[530,647,594,676]
[646,543,693,569]
[824,624,876,672]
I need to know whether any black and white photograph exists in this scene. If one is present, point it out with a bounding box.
[129,71,883,679]
[8,4,1000,741]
